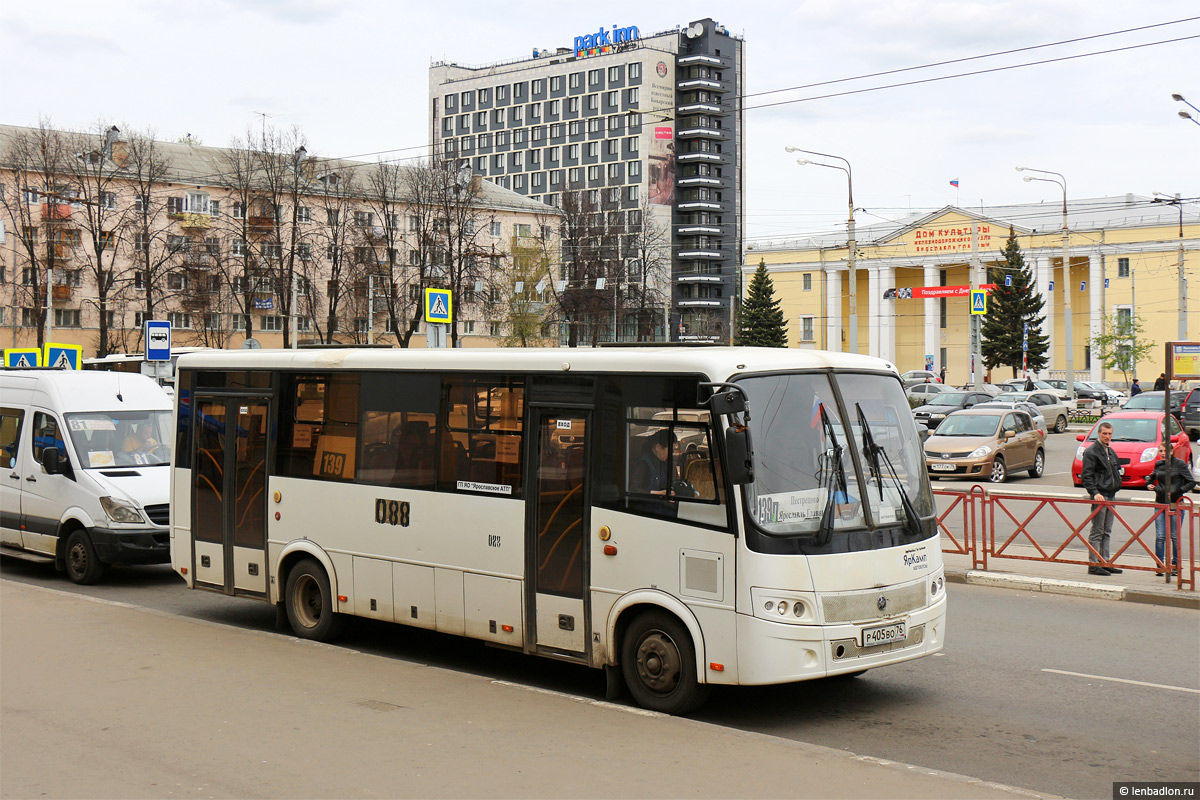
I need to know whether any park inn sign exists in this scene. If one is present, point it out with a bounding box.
[574,24,640,57]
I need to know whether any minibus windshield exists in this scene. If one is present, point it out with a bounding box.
[65,410,173,467]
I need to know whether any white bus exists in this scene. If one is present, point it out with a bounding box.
[169,347,945,713]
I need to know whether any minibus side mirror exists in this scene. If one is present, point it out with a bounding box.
[42,447,63,475]
[724,425,754,485]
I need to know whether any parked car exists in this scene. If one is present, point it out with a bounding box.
[911,390,996,430]
[900,370,942,387]
[1071,411,1192,489]
[1182,388,1200,441]
[1122,390,1186,417]
[925,408,1044,483]
[1084,382,1127,406]
[1003,390,1070,433]
[974,399,1048,438]
[906,382,950,408]
[1003,378,1074,406]
[1073,381,1113,408]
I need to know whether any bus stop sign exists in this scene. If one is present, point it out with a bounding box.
[145,320,172,362]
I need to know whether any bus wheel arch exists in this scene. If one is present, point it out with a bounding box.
[276,542,340,606]
[608,595,709,715]
[283,557,346,642]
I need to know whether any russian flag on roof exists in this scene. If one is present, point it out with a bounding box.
[949,179,960,188]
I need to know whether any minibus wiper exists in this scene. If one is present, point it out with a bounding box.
[817,404,849,546]
[856,403,921,537]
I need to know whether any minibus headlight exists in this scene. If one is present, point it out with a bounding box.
[100,496,145,524]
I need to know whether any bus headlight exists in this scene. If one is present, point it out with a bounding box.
[100,496,145,524]
[752,588,817,624]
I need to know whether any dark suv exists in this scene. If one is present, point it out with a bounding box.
[911,390,995,430]
[1183,388,1200,441]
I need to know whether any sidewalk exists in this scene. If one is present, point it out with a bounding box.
[0,580,1057,800]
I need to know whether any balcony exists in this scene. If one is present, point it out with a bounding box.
[676,176,721,187]
[52,285,73,301]
[677,151,723,163]
[676,201,722,211]
[41,203,73,222]
[177,212,211,231]
[676,126,724,139]
[677,54,725,67]
[677,225,722,234]
[247,216,275,234]
[677,102,723,115]
[677,78,728,92]
[676,274,723,283]
[677,299,723,308]
[677,249,723,259]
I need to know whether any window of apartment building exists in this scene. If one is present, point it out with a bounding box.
[495,131,509,147]
[549,99,561,116]
[21,308,38,327]
[608,115,622,132]
[167,272,189,291]
[298,243,312,260]
[460,320,475,335]
[626,185,639,202]
[628,161,641,178]
[531,126,544,142]
[514,128,526,145]
[607,163,622,180]
[478,87,490,104]
[626,87,639,104]
[588,118,602,134]
[606,139,619,156]
[550,123,563,139]
[296,206,311,223]
[232,239,246,256]
[803,273,813,291]
[458,113,469,130]
[511,151,524,168]
[492,154,504,170]
[233,201,246,219]
[587,165,601,181]
[627,112,642,128]
[551,75,563,92]
[495,85,507,102]
[606,187,620,204]
[442,117,454,134]
[99,191,116,209]
[490,221,502,237]
[99,230,115,250]
[529,103,540,121]
[586,142,599,158]
[588,69,601,86]
[529,149,541,166]
[477,132,491,149]
[476,111,488,127]
[167,235,188,254]
[474,156,486,171]
[445,93,456,111]
[493,108,505,125]
[550,170,563,186]
[626,136,639,153]
[1114,305,1134,332]
[460,136,472,154]
[586,94,598,111]
[327,209,339,226]
[355,211,374,227]
[54,308,81,328]
[569,120,583,136]
[262,315,285,332]
[568,97,580,113]
[606,90,618,106]
[568,167,582,184]
[1118,257,1130,278]
[799,316,816,342]
[513,82,525,99]
[569,72,581,89]
[166,196,185,215]
[547,146,560,164]
[628,63,642,81]
[460,90,470,106]
[167,312,191,329]
[532,78,544,94]
[204,312,222,330]
[586,189,599,205]
[513,174,526,191]
[531,172,544,189]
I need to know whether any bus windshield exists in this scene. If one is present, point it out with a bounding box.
[65,410,173,467]
[738,372,934,541]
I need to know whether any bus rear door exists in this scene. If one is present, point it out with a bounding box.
[191,395,271,597]
[526,408,591,661]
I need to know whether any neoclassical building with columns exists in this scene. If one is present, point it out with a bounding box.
[746,194,1199,385]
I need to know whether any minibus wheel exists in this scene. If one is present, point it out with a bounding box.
[621,610,709,715]
[284,559,346,642]
[65,530,106,585]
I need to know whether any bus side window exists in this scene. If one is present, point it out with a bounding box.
[277,373,360,482]
[32,412,66,465]
[442,377,524,495]
[0,408,25,469]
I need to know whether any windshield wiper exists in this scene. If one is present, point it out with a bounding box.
[856,403,922,537]
[817,403,850,546]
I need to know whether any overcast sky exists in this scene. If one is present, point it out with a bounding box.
[4,1,1196,245]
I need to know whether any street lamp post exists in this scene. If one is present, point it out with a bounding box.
[1173,93,1200,127]
[785,146,857,354]
[1016,166,1073,394]
[1153,191,1188,340]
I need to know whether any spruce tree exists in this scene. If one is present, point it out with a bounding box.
[981,229,1049,377]
[735,261,788,347]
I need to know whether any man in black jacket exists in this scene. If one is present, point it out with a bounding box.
[1145,447,1195,576]
[1154,373,1167,391]
[1081,422,1123,576]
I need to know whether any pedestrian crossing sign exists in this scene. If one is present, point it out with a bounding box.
[4,347,41,368]
[970,290,987,315]
[44,342,82,369]
[424,288,453,324]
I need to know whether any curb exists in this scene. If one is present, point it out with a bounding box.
[945,568,1200,608]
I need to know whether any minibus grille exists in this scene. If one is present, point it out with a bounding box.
[821,582,927,623]
[144,504,170,526]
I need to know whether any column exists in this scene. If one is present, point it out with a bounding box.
[1036,256,1054,376]
[1089,253,1103,381]
[879,265,896,364]
[825,267,842,351]
[867,266,881,358]
[923,263,937,373]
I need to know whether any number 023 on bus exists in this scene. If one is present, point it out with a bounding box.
[170,347,946,714]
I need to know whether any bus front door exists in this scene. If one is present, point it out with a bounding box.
[527,410,590,660]
[192,396,271,597]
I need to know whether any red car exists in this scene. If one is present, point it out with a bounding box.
[1071,411,1192,488]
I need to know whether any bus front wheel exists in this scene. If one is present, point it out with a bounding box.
[284,559,346,642]
[621,610,709,715]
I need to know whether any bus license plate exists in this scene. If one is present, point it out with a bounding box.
[931,463,955,471]
[861,620,906,648]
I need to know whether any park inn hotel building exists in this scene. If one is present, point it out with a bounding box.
[429,18,745,342]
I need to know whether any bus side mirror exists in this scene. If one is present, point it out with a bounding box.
[42,447,63,475]
[708,390,745,417]
[724,425,754,485]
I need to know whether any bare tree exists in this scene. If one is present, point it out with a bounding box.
[0,119,72,350]
[307,168,360,343]
[622,201,671,341]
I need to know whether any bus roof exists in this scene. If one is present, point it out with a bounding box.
[175,346,898,380]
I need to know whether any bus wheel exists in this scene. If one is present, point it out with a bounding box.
[285,559,345,642]
[621,610,709,715]
[65,530,106,585]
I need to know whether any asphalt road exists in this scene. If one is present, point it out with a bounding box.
[2,559,1196,799]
